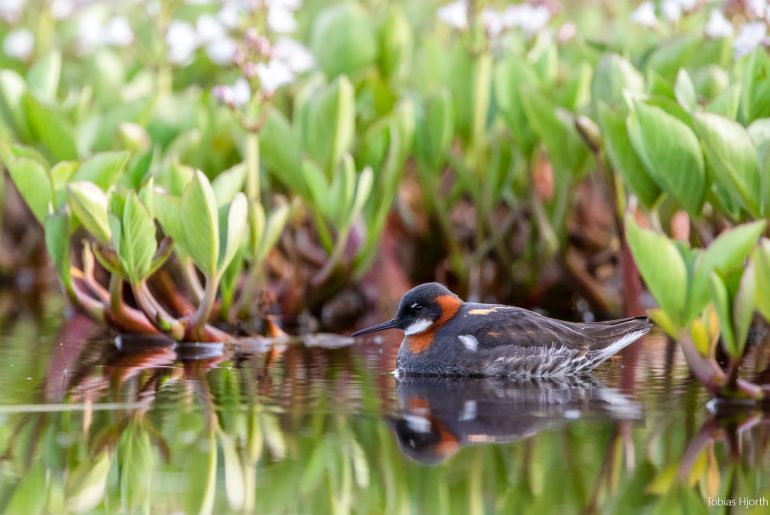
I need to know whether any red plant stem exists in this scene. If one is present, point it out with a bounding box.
[106,275,158,334]
[69,275,106,322]
[678,332,724,396]
[132,281,185,340]
[151,270,195,316]
[677,418,720,481]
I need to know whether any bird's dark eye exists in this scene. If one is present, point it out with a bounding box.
[410,303,423,312]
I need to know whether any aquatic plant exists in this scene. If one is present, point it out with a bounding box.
[1,0,770,401]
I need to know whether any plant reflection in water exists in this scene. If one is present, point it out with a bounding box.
[2,319,770,513]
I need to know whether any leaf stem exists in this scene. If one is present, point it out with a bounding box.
[107,274,158,334]
[133,281,185,339]
[245,132,260,204]
[189,275,220,339]
[312,228,349,286]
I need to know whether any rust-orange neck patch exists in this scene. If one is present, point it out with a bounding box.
[407,294,462,354]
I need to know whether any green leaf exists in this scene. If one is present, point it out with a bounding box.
[688,221,766,322]
[494,58,538,157]
[162,161,196,197]
[45,212,71,287]
[212,163,247,206]
[5,460,49,515]
[379,3,412,80]
[67,181,111,245]
[627,101,705,215]
[625,215,688,327]
[591,54,645,111]
[6,157,52,223]
[249,202,265,258]
[260,110,305,196]
[302,159,330,214]
[118,421,155,512]
[26,51,62,101]
[22,93,78,160]
[64,451,111,513]
[303,77,355,173]
[72,150,131,190]
[218,192,248,275]
[348,166,373,227]
[705,83,741,119]
[51,161,78,203]
[256,203,289,263]
[183,431,217,515]
[597,104,660,208]
[415,90,454,171]
[181,170,220,275]
[310,3,377,77]
[0,70,32,141]
[693,112,762,216]
[733,263,755,354]
[153,191,188,253]
[709,272,738,358]
[118,192,157,284]
[219,432,245,510]
[674,69,697,112]
[328,154,356,226]
[753,239,770,322]
[748,118,770,148]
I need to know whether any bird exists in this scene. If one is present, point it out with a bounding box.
[351,282,652,377]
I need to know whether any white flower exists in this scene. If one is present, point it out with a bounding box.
[662,0,681,22]
[103,17,134,47]
[268,0,301,9]
[267,5,297,33]
[747,0,768,18]
[3,29,34,60]
[196,14,226,43]
[206,38,236,64]
[704,10,733,39]
[481,8,505,38]
[51,0,74,19]
[503,4,550,36]
[734,22,768,58]
[167,20,199,64]
[0,0,25,23]
[438,1,468,30]
[75,8,104,53]
[218,3,240,29]
[631,1,657,28]
[257,59,294,94]
[676,0,698,12]
[231,77,251,106]
[272,38,314,73]
[145,1,160,16]
[213,77,251,107]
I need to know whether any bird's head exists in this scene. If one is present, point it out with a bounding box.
[352,283,462,337]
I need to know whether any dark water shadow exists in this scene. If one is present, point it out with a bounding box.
[392,375,642,465]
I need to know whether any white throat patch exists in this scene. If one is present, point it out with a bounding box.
[404,319,432,335]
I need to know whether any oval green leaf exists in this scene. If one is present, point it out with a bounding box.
[627,101,705,215]
[625,215,688,327]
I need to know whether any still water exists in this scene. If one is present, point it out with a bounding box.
[1,296,769,514]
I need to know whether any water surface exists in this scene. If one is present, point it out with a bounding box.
[1,298,769,514]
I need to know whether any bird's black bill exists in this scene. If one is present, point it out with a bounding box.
[351,319,399,337]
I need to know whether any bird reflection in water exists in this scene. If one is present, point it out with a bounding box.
[391,375,641,465]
